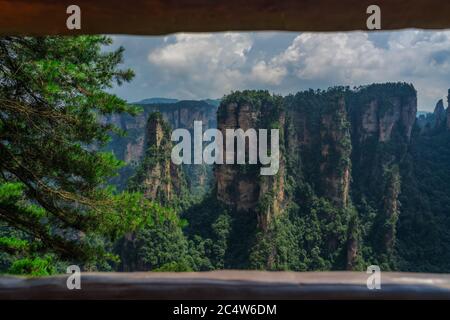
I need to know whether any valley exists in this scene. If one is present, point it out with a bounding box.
[106,83,450,272]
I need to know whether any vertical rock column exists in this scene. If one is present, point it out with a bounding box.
[215,92,285,231]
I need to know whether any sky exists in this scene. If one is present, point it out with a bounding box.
[109,30,450,111]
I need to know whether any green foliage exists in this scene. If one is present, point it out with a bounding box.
[1,38,447,278]
[219,90,283,126]
[8,255,56,276]
[0,36,173,273]
[153,261,192,272]
[115,218,192,271]
[127,112,191,211]
[397,128,450,272]
[202,84,420,271]
[181,194,235,269]
[0,237,28,254]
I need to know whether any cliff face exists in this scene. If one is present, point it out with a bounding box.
[285,90,352,208]
[113,84,450,273]
[346,84,416,264]
[320,98,351,207]
[213,84,417,270]
[214,86,417,215]
[103,100,217,191]
[215,92,285,231]
[349,86,415,197]
[433,99,446,128]
[128,113,187,206]
[350,88,416,146]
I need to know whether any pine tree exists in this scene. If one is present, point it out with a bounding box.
[0,36,165,272]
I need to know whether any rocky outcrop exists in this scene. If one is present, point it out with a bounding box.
[104,100,216,163]
[117,84,419,271]
[128,113,187,205]
[214,85,417,253]
[319,97,351,207]
[216,102,259,211]
[419,90,450,132]
[434,99,446,128]
[103,100,217,191]
[215,91,285,231]
[354,94,416,144]
[285,90,352,208]
[347,84,417,266]
[349,84,417,191]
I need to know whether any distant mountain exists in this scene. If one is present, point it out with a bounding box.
[132,97,221,107]
[132,97,179,105]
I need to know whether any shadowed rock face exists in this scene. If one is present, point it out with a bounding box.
[215,86,418,217]
[354,96,417,144]
[213,84,417,269]
[2,0,450,35]
[434,99,446,128]
[348,85,417,260]
[216,102,262,211]
[215,95,286,231]
[285,91,352,209]
[318,98,351,208]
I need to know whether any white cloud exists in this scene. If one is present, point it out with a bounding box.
[252,30,450,109]
[148,33,252,70]
[113,30,450,109]
[250,61,286,85]
[147,33,253,98]
[272,33,383,82]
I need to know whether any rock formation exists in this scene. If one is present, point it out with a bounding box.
[347,84,416,266]
[113,83,420,271]
[103,100,217,191]
[434,99,446,128]
[128,113,187,206]
[213,84,417,269]
[215,91,285,231]
[285,90,352,209]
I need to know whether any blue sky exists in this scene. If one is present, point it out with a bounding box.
[109,30,450,111]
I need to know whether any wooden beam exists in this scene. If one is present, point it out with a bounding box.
[1,271,450,299]
[0,0,450,36]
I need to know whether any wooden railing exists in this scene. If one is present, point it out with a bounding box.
[1,271,450,299]
[1,0,450,36]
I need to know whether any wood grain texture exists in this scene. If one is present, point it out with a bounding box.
[0,0,450,35]
[1,271,450,299]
